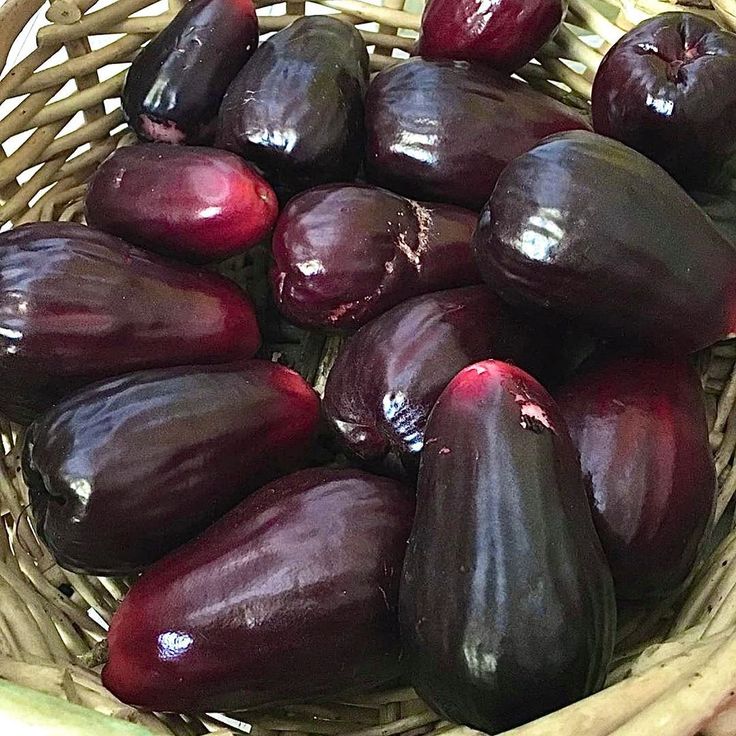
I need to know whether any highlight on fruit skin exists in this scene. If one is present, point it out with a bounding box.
[85,144,279,264]
[400,359,615,734]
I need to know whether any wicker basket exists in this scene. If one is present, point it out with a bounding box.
[2,0,736,733]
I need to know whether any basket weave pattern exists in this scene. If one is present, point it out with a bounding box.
[2,0,736,733]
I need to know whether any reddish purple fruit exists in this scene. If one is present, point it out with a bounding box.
[122,0,258,144]
[556,355,716,600]
[400,361,615,733]
[418,0,567,72]
[85,144,279,264]
[323,286,539,464]
[473,131,736,353]
[365,58,590,210]
[0,222,260,423]
[103,468,414,711]
[24,361,319,575]
[270,184,480,331]
[592,13,736,188]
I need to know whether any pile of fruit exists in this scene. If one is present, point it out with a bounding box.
[3,0,736,731]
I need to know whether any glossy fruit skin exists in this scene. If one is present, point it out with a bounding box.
[473,131,736,353]
[365,58,590,210]
[418,0,567,72]
[0,222,260,423]
[24,361,320,575]
[401,360,616,733]
[556,355,715,600]
[270,184,480,330]
[122,0,258,144]
[324,286,540,464]
[592,13,736,188]
[103,468,414,711]
[217,17,369,199]
[85,144,279,264]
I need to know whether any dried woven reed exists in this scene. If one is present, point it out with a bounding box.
[2,0,736,733]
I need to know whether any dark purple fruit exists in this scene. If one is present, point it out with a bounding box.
[557,355,716,600]
[418,0,567,72]
[122,0,258,145]
[365,58,590,210]
[85,144,279,264]
[103,468,414,711]
[270,184,480,331]
[24,360,320,575]
[592,12,736,188]
[323,286,539,464]
[473,131,736,353]
[400,360,615,733]
[217,17,369,199]
[0,222,260,423]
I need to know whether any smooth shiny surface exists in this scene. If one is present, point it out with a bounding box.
[103,468,414,711]
[557,355,715,600]
[592,13,736,188]
[24,361,320,575]
[323,286,539,465]
[400,360,615,733]
[270,184,480,330]
[85,144,278,263]
[473,130,736,353]
[0,222,260,423]
[217,17,369,199]
[122,0,258,145]
[365,58,590,210]
[418,0,567,72]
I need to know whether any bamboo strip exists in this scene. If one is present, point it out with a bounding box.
[0,154,67,223]
[0,120,67,189]
[568,0,625,44]
[374,0,409,56]
[0,85,63,142]
[0,0,46,74]
[64,37,107,124]
[0,45,58,102]
[42,108,125,160]
[538,56,593,99]
[713,0,736,30]
[308,0,421,30]
[554,24,605,72]
[0,578,54,661]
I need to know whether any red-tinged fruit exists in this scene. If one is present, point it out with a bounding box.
[592,13,736,188]
[270,184,480,331]
[401,360,615,732]
[122,0,258,144]
[418,0,567,72]
[85,144,278,263]
[24,361,319,575]
[0,222,260,423]
[473,131,736,353]
[103,468,414,711]
[323,286,540,464]
[365,58,590,210]
[556,355,715,600]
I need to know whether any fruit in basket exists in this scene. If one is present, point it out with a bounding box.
[85,144,278,264]
[270,184,480,330]
[400,360,615,732]
[103,468,414,711]
[365,58,590,210]
[592,12,736,189]
[557,355,716,600]
[323,286,539,466]
[122,0,258,145]
[23,360,319,575]
[217,17,369,199]
[473,131,736,353]
[417,0,567,72]
[0,222,260,423]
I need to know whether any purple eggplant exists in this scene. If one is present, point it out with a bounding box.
[85,144,279,264]
[24,360,320,575]
[103,468,414,711]
[0,222,260,423]
[557,355,716,600]
[270,184,480,330]
[217,17,369,198]
[323,286,539,464]
[473,131,736,353]
[365,58,590,210]
[401,360,615,733]
[122,0,258,144]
